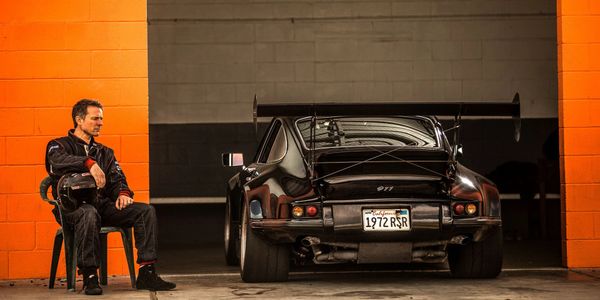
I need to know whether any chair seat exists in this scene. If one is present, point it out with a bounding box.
[100,226,125,234]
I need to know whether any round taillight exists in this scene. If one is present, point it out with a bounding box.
[466,204,477,215]
[306,205,318,217]
[292,206,304,218]
[453,204,465,215]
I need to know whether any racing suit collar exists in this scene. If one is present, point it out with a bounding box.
[68,129,96,147]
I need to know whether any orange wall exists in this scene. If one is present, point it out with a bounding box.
[558,1,600,267]
[0,0,148,279]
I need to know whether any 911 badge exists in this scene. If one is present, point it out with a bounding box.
[377,186,394,192]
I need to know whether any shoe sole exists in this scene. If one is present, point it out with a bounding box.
[84,290,103,295]
[136,285,176,291]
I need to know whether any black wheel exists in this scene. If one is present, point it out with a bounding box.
[448,226,503,278]
[224,198,239,266]
[240,202,289,282]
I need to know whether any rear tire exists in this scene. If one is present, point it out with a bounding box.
[224,198,239,266]
[240,202,289,282]
[448,226,503,278]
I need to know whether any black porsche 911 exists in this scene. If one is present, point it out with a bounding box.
[222,95,520,282]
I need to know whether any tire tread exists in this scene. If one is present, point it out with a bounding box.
[240,204,289,282]
[448,226,503,279]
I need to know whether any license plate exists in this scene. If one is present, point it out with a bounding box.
[362,208,410,231]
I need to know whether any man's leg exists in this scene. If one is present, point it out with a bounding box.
[98,202,157,263]
[53,204,103,295]
[99,201,175,291]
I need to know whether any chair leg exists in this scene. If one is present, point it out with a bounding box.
[121,228,137,288]
[63,227,77,292]
[49,229,63,289]
[100,233,108,285]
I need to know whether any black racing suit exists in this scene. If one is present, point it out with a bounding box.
[46,130,158,271]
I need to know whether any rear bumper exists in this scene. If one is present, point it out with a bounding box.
[249,201,501,243]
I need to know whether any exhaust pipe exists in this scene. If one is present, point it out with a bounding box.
[301,237,358,249]
[301,236,358,263]
[301,236,322,256]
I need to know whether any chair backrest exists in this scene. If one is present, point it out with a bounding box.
[40,176,58,205]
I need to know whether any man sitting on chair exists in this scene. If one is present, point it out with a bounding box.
[45,99,175,295]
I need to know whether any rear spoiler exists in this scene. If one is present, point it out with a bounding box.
[255,93,519,118]
[253,93,521,141]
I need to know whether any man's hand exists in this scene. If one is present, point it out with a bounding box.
[89,163,106,188]
[116,195,134,210]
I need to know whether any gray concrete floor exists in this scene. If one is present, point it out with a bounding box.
[0,243,595,299]
[1,269,600,299]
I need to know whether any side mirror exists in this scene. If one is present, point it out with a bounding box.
[222,153,244,167]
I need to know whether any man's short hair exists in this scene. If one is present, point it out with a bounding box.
[72,99,103,128]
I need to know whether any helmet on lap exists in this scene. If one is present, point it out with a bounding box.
[57,173,97,212]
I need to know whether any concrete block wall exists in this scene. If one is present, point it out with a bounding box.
[0,0,149,279]
[148,0,557,124]
[557,0,600,268]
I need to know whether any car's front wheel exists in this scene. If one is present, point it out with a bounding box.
[239,201,289,282]
[448,226,503,278]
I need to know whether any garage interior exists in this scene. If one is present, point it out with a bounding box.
[146,0,561,273]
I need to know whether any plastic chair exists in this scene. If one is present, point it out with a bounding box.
[39,176,137,291]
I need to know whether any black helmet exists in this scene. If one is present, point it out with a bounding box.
[57,173,97,212]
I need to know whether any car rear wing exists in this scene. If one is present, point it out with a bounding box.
[255,93,519,118]
[253,93,521,141]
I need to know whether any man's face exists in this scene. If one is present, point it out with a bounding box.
[77,106,103,137]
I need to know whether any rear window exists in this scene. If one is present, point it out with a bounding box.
[296,117,437,149]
